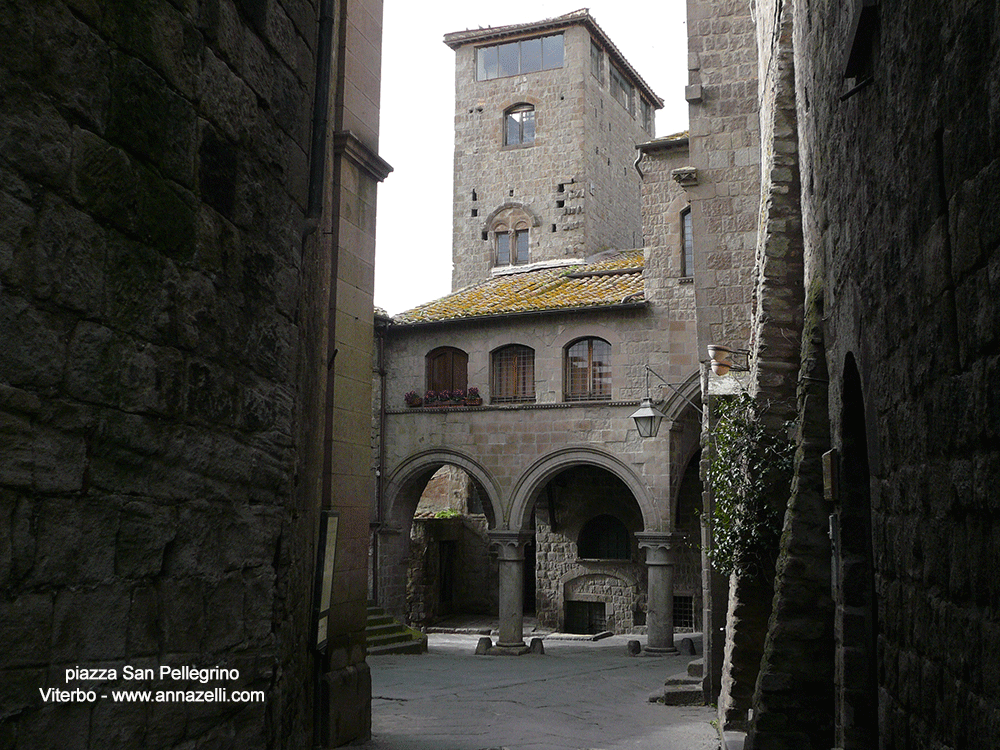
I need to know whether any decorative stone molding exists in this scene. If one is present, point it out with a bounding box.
[332,130,393,183]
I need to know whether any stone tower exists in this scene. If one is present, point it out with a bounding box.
[444,10,662,291]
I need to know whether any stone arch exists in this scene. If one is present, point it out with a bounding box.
[481,202,542,231]
[383,448,502,530]
[660,368,702,422]
[507,445,657,532]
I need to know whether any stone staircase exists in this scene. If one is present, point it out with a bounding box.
[365,603,428,656]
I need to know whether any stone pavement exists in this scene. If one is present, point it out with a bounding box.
[361,632,719,750]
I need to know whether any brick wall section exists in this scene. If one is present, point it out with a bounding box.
[0,0,385,747]
[685,0,760,351]
[450,24,652,291]
[789,0,1000,746]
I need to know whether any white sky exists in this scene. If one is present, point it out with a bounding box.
[373,1,690,315]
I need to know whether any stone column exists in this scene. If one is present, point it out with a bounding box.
[637,532,681,654]
[489,530,531,655]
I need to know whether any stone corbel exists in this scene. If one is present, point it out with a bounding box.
[671,166,699,187]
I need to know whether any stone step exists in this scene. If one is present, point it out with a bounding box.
[649,672,704,706]
[687,657,704,678]
[364,605,428,656]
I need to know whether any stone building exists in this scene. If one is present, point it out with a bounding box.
[0,0,389,747]
[372,10,706,654]
[677,0,1000,748]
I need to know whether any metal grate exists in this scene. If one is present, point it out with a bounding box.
[673,595,694,630]
[491,345,535,403]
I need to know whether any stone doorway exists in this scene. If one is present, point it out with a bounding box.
[405,466,498,628]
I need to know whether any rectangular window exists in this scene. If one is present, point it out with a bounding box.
[476,46,498,81]
[476,34,564,80]
[514,229,529,263]
[542,34,564,70]
[641,99,654,135]
[681,207,694,277]
[498,42,519,77]
[504,106,535,146]
[673,595,695,630]
[610,64,634,114]
[496,232,510,265]
[520,37,542,73]
[590,41,603,82]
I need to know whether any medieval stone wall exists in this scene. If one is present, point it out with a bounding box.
[798,0,1000,746]
[0,0,385,747]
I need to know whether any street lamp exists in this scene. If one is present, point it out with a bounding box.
[630,366,701,438]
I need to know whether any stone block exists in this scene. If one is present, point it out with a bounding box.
[50,584,129,662]
[107,52,197,186]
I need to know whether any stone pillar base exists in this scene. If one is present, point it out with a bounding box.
[488,644,531,656]
[644,644,679,655]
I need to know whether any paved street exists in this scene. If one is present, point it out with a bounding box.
[363,633,718,750]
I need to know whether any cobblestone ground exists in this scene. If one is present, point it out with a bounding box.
[363,633,719,750]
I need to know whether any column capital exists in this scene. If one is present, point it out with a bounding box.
[488,530,532,561]
[636,532,685,565]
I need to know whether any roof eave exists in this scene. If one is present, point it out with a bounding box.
[391,300,649,330]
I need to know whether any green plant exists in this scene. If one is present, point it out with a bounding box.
[706,393,794,581]
[433,508,461,519]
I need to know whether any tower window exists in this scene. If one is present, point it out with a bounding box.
[476,33,564,81]
[505,104,535,146]
[496,225,529,266]
[590,40,604,83]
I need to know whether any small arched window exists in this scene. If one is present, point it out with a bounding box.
[491,345,535,403]
[564,337,611,401]
[504,104,535,146]
[578,515,631,560]
[426,347,468,394]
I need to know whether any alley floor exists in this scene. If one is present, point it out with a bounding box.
[362,633,719,750]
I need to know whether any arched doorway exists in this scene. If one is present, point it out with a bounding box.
[378,453,501,626]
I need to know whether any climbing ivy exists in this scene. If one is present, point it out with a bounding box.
[706,393,795,581]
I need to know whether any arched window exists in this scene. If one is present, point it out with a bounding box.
[426,347,468,394]
[504,104,535,146]
[564,337,611,401]
[491,345,535,404]
[578,515,631,560]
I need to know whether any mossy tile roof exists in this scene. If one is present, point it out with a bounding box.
[393,250,645,326]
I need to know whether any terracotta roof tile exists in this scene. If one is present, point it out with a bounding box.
[393,250,645,326]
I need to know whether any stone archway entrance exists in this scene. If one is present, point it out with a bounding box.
[377,453,501,627]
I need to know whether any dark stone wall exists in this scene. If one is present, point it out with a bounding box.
[0,0,379,747]
[787,0,1000,746]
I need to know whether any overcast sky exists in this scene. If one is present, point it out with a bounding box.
[373,1,690,315]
